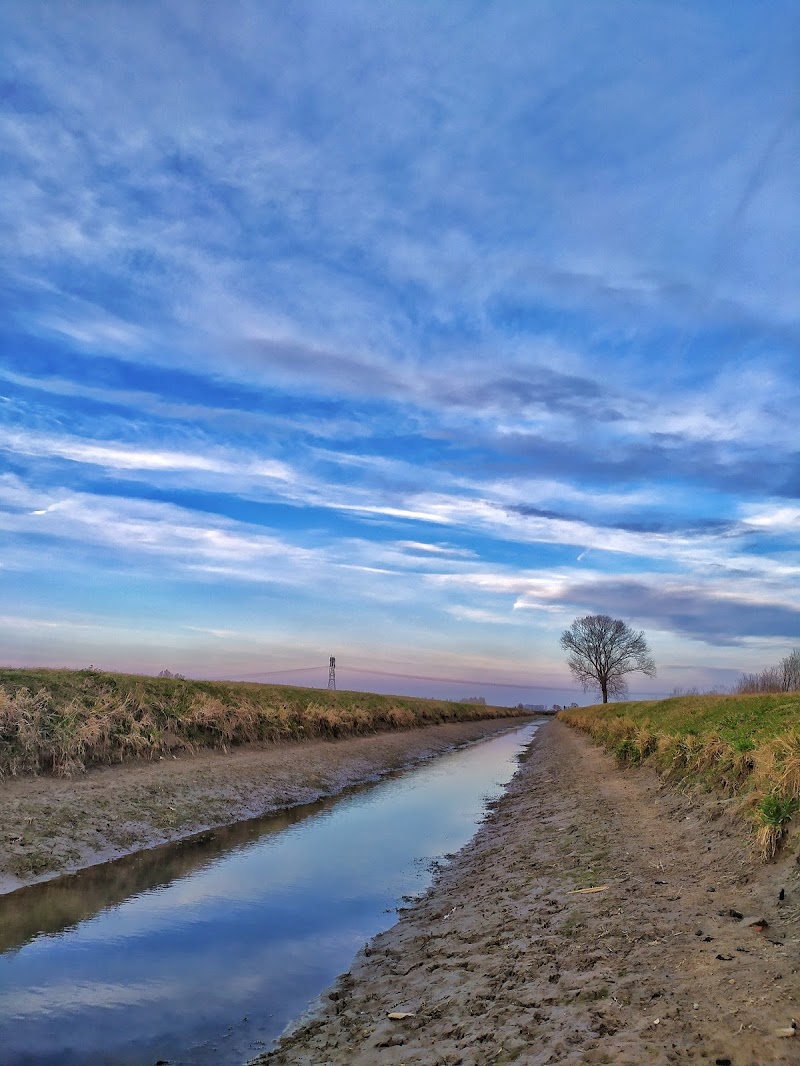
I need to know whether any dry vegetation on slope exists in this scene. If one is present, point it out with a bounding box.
[0,668,525,779]
[559,692,800,858]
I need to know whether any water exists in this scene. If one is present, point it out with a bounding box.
[0,722,539,1065]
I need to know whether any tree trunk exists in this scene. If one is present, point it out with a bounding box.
[601,681,608,703]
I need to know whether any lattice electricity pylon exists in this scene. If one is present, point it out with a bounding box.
[328,656,336,690]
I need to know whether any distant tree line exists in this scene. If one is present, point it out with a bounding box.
[734,649,800,695]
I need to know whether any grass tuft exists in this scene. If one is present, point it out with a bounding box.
[755,792,798,860]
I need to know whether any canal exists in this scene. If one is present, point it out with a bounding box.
[0,721,540,1064]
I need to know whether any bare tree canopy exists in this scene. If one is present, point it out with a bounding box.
[560,614,656,704]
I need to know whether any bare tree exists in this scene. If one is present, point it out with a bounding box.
[560,614,656,704]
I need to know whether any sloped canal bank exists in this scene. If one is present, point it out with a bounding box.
[0,721,541,1064]
[263,721,800,1066]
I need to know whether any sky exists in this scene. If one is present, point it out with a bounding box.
[1,1,798,706]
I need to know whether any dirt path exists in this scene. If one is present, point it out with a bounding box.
[0,717,526,894]
[262,721,800,1066]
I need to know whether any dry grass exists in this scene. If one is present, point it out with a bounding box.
[0,667,527,779]
[558,692,800,860]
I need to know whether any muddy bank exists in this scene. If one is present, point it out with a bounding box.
[0,716,527,894]
[263,721,800,1066]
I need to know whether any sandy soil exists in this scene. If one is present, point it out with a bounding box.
[262,721,800,1066]
[0,717,526,894]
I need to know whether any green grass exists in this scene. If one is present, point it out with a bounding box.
[0,667,528,778]
[558,693,800,859]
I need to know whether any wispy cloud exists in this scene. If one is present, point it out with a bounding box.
[446,606,528,627]
[0,477,319,581]
[2,429,285,479]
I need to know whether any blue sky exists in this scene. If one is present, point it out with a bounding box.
[1,1,798,704]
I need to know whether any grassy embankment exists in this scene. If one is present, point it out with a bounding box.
[0,667,525,780]
[559,693,800,858]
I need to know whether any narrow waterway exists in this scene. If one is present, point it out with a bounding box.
[0,721,539,1065]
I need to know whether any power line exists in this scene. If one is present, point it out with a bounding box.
[227,663,667,698]
[353,667,569,690]
[231,665,325,679]
[229,664,531,687]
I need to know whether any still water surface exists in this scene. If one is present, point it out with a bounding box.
[0,722,539,1065]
